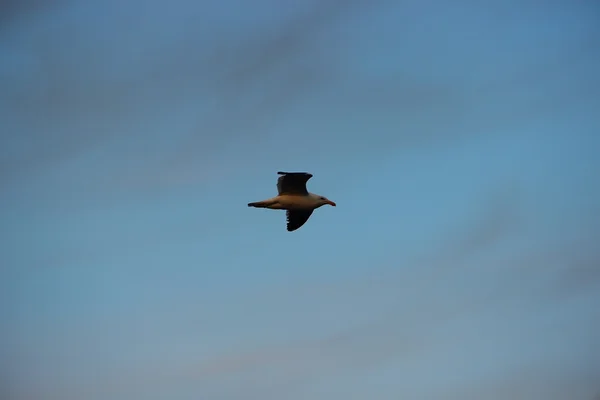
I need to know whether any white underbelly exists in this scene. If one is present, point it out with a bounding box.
[276,194,316,210]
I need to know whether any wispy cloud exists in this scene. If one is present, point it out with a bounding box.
[2,1,599,399]
[0,0,375,188]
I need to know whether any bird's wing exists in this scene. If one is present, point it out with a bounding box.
[276,171,313,195]
[286,209,314,232]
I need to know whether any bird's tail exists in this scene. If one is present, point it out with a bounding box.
[248,201,268,208]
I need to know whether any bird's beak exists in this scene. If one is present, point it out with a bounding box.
[327,200,336,207]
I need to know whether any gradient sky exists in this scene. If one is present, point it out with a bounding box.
[1,1,599,399]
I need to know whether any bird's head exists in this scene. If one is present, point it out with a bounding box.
[316,195,336,208]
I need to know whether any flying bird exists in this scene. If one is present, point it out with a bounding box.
[248,171,336,231]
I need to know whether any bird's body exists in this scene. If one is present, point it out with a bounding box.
[248,172,336,231]
[248,193,327,210]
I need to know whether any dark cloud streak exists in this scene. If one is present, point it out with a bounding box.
[0,0,384,187]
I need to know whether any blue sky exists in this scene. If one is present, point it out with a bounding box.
[1,0,599,399]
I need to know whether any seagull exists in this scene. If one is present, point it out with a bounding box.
[248,171,336,231]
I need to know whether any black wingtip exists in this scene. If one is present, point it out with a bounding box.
[277,171,312,176]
